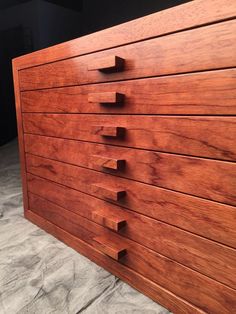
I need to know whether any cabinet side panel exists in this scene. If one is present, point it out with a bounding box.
[12,62,28,211]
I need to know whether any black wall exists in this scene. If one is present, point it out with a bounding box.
[0,0,189,146]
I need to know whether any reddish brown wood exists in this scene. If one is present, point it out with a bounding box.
[88,56,125,72]
[91,210,126,231]
[88,92,124,105]
[27,172,236,249]
[25,156,236,289]
[12,66,29,211]
[13,0,236,70]
[23,113,236,161]
[24,134,236,206]
[91,155,125,170]
[13,2,236,312]
[28,193,236,314]
[91,126,126,138]
[18,20,236,91]
[93,236,126,260]
[25,210,205,314]
[91,183,126,201]
[21,69,236,115]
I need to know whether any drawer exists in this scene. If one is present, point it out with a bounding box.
[21,69,236,115]
[28,192,236,314]
[26,155,236,248]
[23,114,236,161]
[26,158,236,289]
[27,161,236,248]
[25,134,236,206]
[19,20,236,91]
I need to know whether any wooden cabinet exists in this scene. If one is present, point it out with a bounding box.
[13,1,236,313]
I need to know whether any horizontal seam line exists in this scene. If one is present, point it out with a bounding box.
[19,66,236,92]
[23,132,236,164]
[25,208,208,312]
[25,153,236,215]
[28,191,236,291]
[25,150,236,207]
[17,15,236,71]
[26,173,236,249]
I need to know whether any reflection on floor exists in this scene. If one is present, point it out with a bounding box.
[0,139,169,314]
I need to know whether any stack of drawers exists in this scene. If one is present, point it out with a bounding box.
[13,1,236,313]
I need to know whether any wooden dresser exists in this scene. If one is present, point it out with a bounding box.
[13,1,236,313]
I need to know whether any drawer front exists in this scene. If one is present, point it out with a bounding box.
[25,156,236,289]
[24,134,236,206]
[26,211,203,314]
[23,113,236,161]
[21,69,236,115]
[19,20,236,91]
[26,157,236,248]
[28,192,236,314]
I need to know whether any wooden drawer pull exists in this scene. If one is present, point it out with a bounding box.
[91,183,126,201]
[91,155,125,170]
[88,92,124,105]
[92,211,126,231]
[88,56,125,72]
[93,236,126,260]
[91,126,126,138]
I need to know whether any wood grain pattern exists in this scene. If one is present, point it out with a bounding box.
[91,211,126,231]
[25,210,206,314]
[21,69,236,115]
[13,2,236,311]
[91,155,125,170]
[88,56,125,72]
[91,126,126,138]
[13,0,236,70]
[28,192,236,314]
[23,114,236,161]
[93,236,126,260]
[25,156,236,288]
[27,172,236,250]
[18,20,236,91]
[12,66,29,211]
[91,183,126,201]
[24,134,236,206]
[88,91,124,105]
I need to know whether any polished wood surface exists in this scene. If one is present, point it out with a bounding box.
[19,20,236,91]
[21,69,236,115]
[25,155,236,289]
[91,211,126,232]
[92,236,127,261]
[23,114,236,161]
[24,134,236,205]
[28,193,236,314]
[27,173,236,249]
[14,0,236,70]
[13,1,236,312]
[91,183,126,201]
[88,91,125,105]
[88,56,125,72]
[25,210,205,314]
[12,65,29,210]
[91,154,126,170]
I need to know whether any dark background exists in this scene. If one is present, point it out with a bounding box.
[0,0,190,146]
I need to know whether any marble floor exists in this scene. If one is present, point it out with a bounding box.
[0,139,170,314]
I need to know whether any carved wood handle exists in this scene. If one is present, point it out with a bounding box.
[91,155,125,170]
[88,56,125,72]
[92,211,126,231]
[88,92,124,105]
[91,183,126,201]
[91,126,126,138]
[93,236,126,260]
